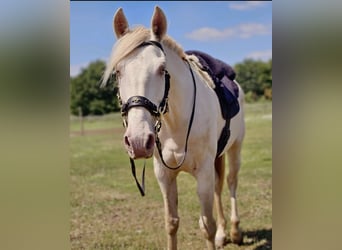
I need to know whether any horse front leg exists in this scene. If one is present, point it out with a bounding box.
[197,160,217,250]
[154,163,179,250]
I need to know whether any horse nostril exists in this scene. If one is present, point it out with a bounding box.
[124,136,131,147]
[146,134,155,150]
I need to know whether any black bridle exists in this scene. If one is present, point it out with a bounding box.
[118,41,197,196]
[120,42,170,121]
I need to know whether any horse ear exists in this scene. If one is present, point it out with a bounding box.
[151,6,167,41]
[113,8,129,39]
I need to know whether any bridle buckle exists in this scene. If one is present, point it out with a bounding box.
[158,98,168,114]
[155,118,162,133]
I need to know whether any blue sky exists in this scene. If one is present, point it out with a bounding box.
[70,1,272,77]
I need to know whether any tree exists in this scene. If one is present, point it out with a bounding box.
[234,59,272,101]
[70,60,119,116]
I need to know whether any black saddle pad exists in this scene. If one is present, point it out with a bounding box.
[185,50,240,120]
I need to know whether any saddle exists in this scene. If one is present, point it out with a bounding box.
[185,50,240,156]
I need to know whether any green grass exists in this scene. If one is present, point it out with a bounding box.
[70,113,123,132]
[70,102,272,249]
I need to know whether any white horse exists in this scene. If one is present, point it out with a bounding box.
[102,6,245,250]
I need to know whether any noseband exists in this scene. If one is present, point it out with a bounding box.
[118,41,197,196]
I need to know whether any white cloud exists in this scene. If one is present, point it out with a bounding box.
[70,62,89,77]
[186,27,233,41]
[186,23,271,41]
[246,50,272,61]
[238,23,270,38]
[229,1,266,11]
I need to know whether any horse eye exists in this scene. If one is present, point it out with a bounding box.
[158,65,165,75]
[114,69,121,80]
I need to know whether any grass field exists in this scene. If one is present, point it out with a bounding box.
[70,102,272,249]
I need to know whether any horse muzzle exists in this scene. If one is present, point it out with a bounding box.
[123,133,155,159]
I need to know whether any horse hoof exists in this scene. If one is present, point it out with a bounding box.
[230,228,243,245]
[215,236,226,248]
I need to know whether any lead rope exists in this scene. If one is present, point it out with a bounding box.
[129,158,146,196]
[155,60,197,170]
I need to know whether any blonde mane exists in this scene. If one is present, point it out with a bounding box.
[186,54,216,89]
[102,26,186,86]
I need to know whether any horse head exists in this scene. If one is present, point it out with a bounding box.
[110,7,169,159]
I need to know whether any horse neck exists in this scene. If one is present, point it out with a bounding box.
[163,48,194,130]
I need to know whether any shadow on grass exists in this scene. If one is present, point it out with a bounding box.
[223,228,272,249]
[243,228,272,249]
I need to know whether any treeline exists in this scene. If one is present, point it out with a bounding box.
[70,60,120,116]
[234,59,272,102]
[70,58,272,116]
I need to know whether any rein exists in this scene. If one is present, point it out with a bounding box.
[155,60,197,170]
[118,41,197,196]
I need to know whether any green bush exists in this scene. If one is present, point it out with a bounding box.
[234,59,272,102]
[70,60,120,116]
[245,91,259,103]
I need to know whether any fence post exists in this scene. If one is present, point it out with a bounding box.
[78,106,84,136]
